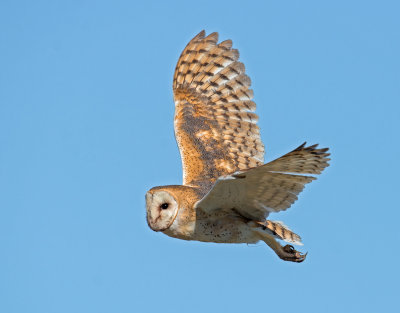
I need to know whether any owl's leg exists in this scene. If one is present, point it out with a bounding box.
[253,227,307,263]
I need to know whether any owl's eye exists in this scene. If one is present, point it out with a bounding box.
[160,203,169,210]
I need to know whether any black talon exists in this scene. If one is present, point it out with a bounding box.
[283,244,295,253]
[281,245,307,263]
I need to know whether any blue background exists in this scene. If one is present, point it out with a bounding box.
[1,1,399,312]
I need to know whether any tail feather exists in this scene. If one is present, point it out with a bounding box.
[258,220,303,245]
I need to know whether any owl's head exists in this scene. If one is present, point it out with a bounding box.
[145,188,179,232]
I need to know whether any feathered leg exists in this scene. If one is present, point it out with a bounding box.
[251,222,307,262]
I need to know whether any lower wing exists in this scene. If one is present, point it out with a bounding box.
[195,143,330,220]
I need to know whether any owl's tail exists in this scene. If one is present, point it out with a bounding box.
[257,220,303,246]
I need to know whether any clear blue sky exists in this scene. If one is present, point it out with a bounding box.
[1,1,399,312]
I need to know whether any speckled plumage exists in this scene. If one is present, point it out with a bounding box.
[173,30,263,189]
[145,31,330,262]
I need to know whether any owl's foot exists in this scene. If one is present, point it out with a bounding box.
[255,227,308,263]
[279,245,307,263]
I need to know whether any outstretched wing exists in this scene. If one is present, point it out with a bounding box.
[195,143,330,220]
[173,31,264,188]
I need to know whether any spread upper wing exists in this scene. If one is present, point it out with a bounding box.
[195,143,330,220]
[173,31,264,188]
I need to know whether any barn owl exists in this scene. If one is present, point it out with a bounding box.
[145,30,330,262]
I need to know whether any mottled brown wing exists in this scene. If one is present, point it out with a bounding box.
[173,31,264,188]
[195,143,330,220]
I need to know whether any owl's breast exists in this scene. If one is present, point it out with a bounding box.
[164,207,259,244]
[162,205,197,240]
[192,214,259,244]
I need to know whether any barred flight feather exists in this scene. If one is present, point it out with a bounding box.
[173,31,264,188]
[196,143,329,219]
[264,142,331,175]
